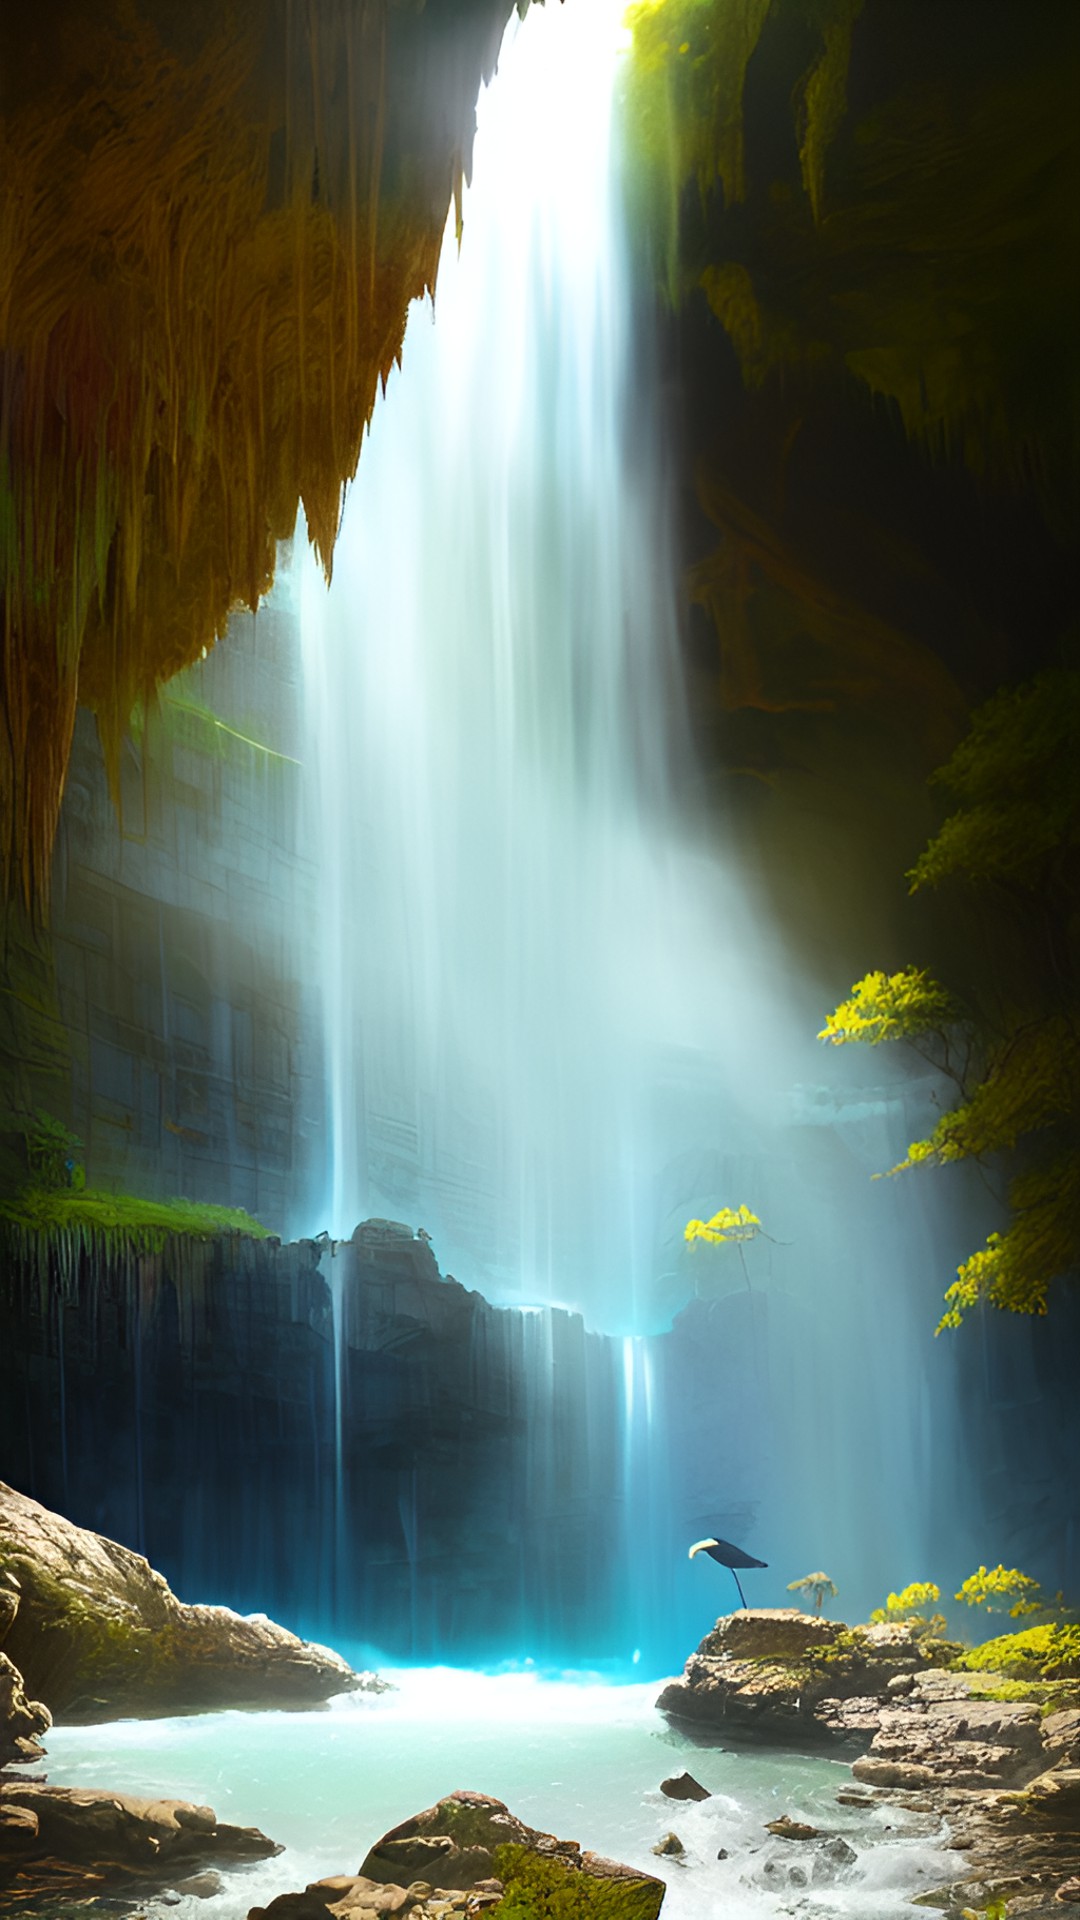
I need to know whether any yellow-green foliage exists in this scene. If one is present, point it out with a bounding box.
[684,1202,761,1246]
[955,1565,1043,1618]
[621,0,862,299]
[819,665,1080,1330]
[133,688,300,771]
[939,1156,1080,1327]
[869,1581,944,1635]
[956,1623,1080,1682]
[23,1111,85,1192]
[494,1846,663,1920]
[818,968,955,1048]
[622,0,771,299]
[0,1186,270,1251]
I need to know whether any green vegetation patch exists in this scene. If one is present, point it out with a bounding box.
[494,1847,664,1920]
[955,1623,1080,1682]
[0,1185,270,1252]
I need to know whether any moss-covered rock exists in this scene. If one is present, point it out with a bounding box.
[258,1792,665,1920]
[656,1609,944,1741]
[0,1482,375,1721]
[495,1843,666,1917]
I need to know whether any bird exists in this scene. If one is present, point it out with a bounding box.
[688,1536,768,1609]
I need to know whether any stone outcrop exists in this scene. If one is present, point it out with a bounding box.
[250,1790,666,1919]
[0,1482,375,1720]
[661,1609,1080,1915]
[655,1607,953,1743]
[0,1780,278,1910]
[0,1650,50,1769]
[0,1225,637,1667]
[850,1668,1045,1791]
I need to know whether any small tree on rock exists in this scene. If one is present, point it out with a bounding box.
[787,1572,838,1615]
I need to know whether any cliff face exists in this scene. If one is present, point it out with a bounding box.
[0,1219,637,1663]
[48,596,322,1234]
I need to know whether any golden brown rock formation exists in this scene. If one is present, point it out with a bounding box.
[1,0,518,910]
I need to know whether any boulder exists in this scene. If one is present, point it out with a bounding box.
[659,1772,710,1801]
[0,1780,278,1906]
[765,1814,820,1840]
[253,1791,666,1918]
[656,1609,949,1743]
[0,1652,50,1767]
[651,1833,684,1857]
[0,1482,381,1719]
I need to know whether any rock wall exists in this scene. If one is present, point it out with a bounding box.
[48,598,323,1238]
[0,1220,633,1665]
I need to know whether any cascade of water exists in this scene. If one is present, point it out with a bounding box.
[296,0,801,1336]
[293,0,979,1646]
[316,1238,351,1620]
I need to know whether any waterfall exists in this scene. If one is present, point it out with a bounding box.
[296,0,805,1337]
[293,0,979,1642]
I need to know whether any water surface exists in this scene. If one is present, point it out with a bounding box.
[40,1670,951,1918]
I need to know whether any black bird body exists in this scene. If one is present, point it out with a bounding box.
[690,1537,767,1571]
[688,1535,768,1607]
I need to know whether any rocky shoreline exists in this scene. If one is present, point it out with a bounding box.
[0,1483,370,1909]
[3,1483,1078,1917]
[0,1482,380,1721]
[248,1789,665,1920]
[657,1608,1080,1915]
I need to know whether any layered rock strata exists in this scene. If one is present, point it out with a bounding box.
[0,1780,278,1911]
[0,1481,374,1719]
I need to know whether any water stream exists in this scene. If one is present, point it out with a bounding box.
[289,0,980,1657]
[296,0,808,1335]
[40,1673,953,1920]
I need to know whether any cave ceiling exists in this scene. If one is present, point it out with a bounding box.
[1,0,1077,925]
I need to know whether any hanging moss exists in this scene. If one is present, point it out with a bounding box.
[0,1187,270,1276]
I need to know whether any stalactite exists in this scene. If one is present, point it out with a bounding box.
[0,0,521,912]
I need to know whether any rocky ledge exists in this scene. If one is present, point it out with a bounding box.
[0,1779,279,1910]
[249,1788,667,1919]
[655,1605,957,1744]
[658,1610,1080,1914]
[0,1482,381,1719]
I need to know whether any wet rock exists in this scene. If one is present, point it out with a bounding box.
[0,1574,19,1644]
[1043,1710,1080,1763]
[765,1814,820,1840]
[1056,1876,1080,1903]
[0,1781,279,1908]
[255,1791,665,1918]
[660,1771,710,1801]
[651,1832,684,1856]
[174,1870,225,1898]
[0,1651,50,1767]
[0,1481,381,1719]
[819,1836,858,1868]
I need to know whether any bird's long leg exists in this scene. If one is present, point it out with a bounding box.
[732,1569,748,1609]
